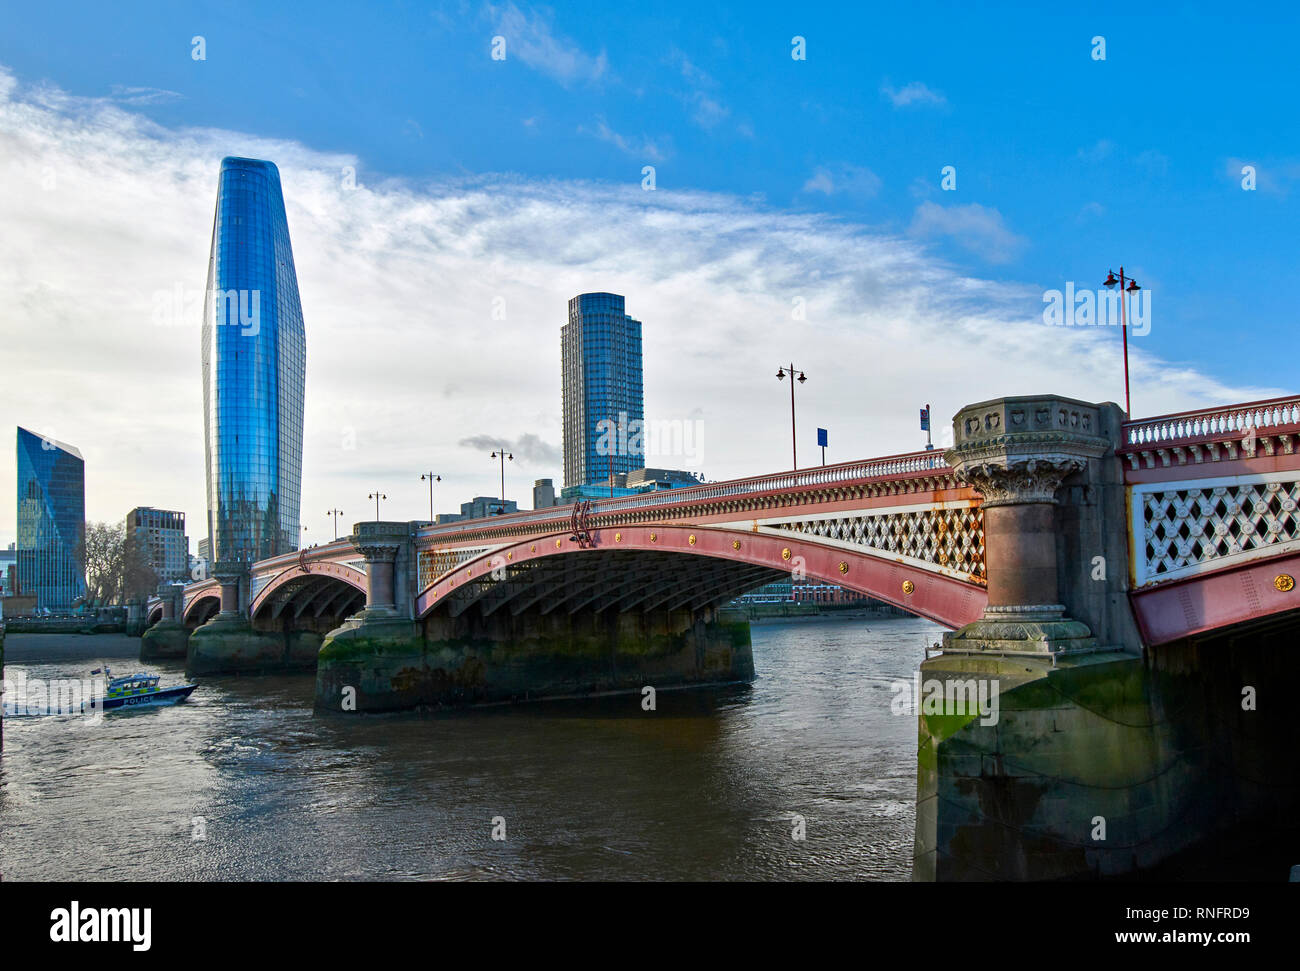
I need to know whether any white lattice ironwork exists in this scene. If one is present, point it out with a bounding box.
[1133,472,1300,586]
[764,502,985,582]
[418,546,494,590]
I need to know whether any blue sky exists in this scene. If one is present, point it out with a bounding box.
[0,2,1295,541]
[5,0,1297,386]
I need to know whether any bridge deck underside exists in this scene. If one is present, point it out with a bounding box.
[429,550,790,620]
[254,574,367,622]
[184,595,220,626]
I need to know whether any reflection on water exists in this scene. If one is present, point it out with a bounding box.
[0,616,941,880]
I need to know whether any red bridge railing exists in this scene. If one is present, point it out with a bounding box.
[1122,394,1300,447]
[414,449,952,541]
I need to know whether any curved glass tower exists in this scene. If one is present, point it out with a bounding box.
[201,157,306,564]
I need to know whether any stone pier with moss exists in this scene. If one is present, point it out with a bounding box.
[312,521,753,712]
[912,395,1299,880]
[140,584,188,660]
[316,603,752,713]
[185,561,321,675]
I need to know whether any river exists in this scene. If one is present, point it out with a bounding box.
[0,615,942,881]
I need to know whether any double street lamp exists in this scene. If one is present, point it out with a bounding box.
[325,508,344,541]
[490,448,513,506]
[1103,267,1141,417]
[420,472,441,523]
[775,363,808,470]
[368,491,386,520]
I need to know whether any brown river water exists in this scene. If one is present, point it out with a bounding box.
[0,616,942,881]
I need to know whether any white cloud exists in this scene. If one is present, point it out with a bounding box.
[802,163,881,200]
[579,116,669,161]
[0,65,1276,549]
[108,85,183,106]
[909,201,1027,263]
[881,80,946,108]
[667,49,730,130]
[486,2,607,85]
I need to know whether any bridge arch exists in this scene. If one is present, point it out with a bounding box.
[146,603,164,627]
[183,593,221,626]
[250,562,368,623]
[415,525,986,628]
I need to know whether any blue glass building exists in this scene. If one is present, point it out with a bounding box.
[15,427,85,609]
[562,293,644,488]
[201,158,306,563]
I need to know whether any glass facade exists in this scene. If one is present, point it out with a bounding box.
[201,157,306,564]
[562,293,644,488]
[15,427,85,608]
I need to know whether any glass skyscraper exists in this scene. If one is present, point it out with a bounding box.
[201,157,306,564]
[562,292,644,488]
[16,427,85,609]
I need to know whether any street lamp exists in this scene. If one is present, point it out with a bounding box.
[775,363,808,470]
[490,449,513,504]
[326,508,344,541]
[420,472,441,524]
[368,491,387,520]
[1103,267,1142,417]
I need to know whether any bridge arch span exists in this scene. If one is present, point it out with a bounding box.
[183,593,221,626]
[250,562,368,623]
[416,525,986,628]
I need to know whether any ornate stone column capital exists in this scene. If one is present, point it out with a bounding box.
[945,395,1112,507]
[348,522,407,561]
[210,559,250,584]
[956,457,1088,508]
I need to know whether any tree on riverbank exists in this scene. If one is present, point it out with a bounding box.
[74,522,157,605]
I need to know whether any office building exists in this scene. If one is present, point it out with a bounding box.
[202,157,306,564]
[533,478,557,509]
[561,292,644,488]
[125,507,189,583]
[16,427,85,609]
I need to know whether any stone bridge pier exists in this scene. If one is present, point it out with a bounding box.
[313,522,754,714]
[913,394,1295,881]
[186,559,312,675]
[140,582,188,660]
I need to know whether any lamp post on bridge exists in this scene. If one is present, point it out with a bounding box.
[420,472,441,524]
[490,448,513,506]
[775,363,807,470]
[326,508,344,540]
[1103,267,1141,417]
[367,491,386,520]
